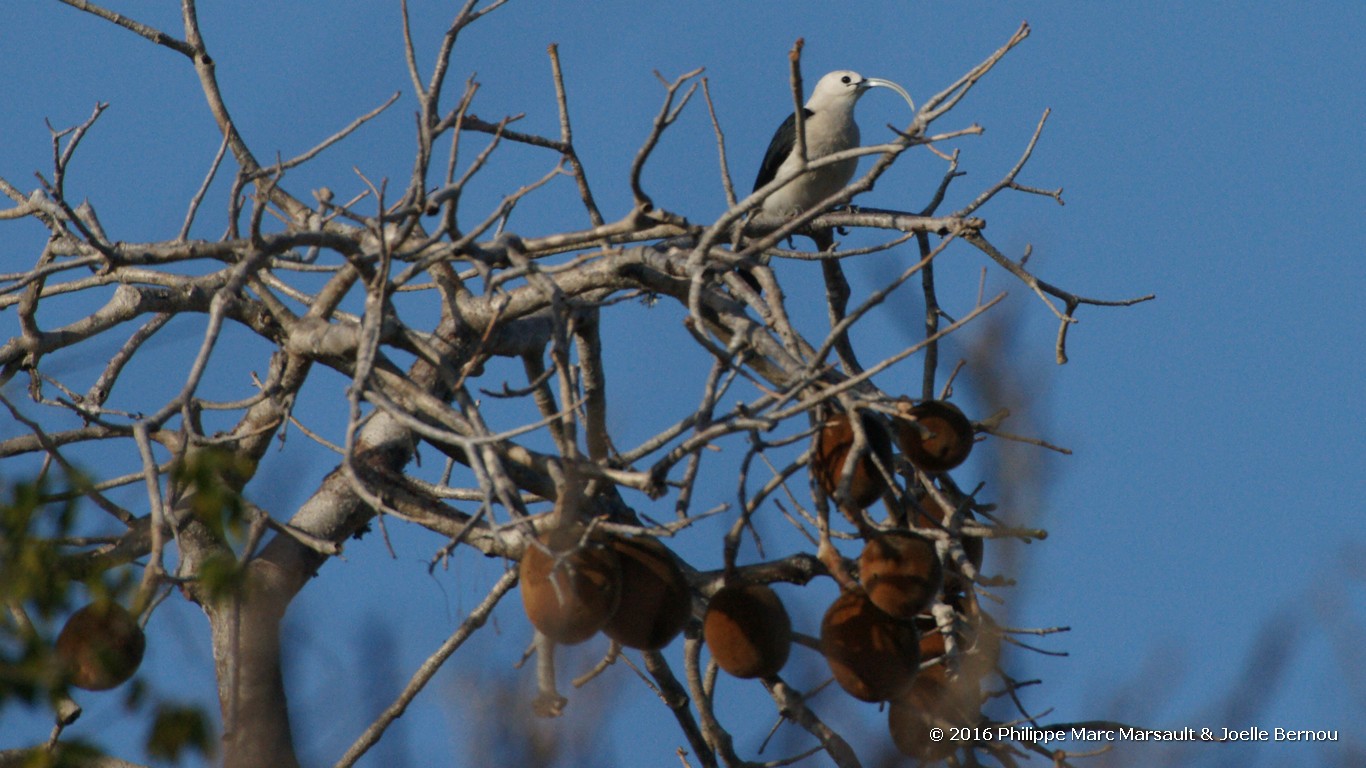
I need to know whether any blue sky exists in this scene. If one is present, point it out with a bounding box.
[2,2,1363,766]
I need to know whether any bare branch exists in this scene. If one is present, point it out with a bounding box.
[629,68,705,212]
[334,568,518,768]
[56,0,194,57]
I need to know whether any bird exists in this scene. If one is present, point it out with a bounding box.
[751,70,915,226]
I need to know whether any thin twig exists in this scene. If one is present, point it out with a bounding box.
[334,568,518,768]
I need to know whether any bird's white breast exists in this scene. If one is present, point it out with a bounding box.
[761,110,862,220]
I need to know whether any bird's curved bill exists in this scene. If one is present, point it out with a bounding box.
[864,77,916,114]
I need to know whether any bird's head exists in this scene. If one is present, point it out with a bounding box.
[807,70,917,115]
[806,70,871,111]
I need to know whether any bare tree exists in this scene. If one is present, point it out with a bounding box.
[1,2,1152,767]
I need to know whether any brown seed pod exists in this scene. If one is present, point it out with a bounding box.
[813,411,894,510]
[55,601,146,691]
[894,399,974,473]
[820,589,920,702]
[910,490,984,583]
[858,530,943,620]
[703,583,792,679]
[602,536,691,651]
[519,526,621,645]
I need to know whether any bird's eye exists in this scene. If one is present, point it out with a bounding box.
[841,75,852,84]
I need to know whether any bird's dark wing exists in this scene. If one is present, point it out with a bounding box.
[752,108,813,192]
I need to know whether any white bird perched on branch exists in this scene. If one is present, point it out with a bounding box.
[752,70,915,229]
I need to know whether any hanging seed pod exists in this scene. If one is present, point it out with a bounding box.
[55,601,146,691]
[894,399,974,472]
[858,529,943,620]
[703,583,792,679]
[820,589,920,702]
[520,526,621,645]
[813,411,894,510]
[602,536,691,651]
